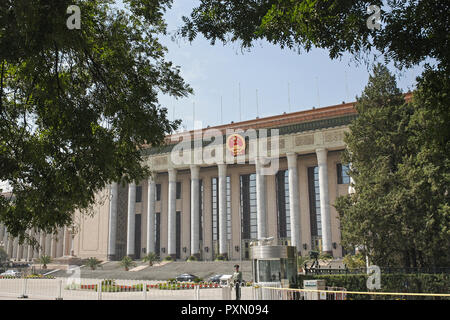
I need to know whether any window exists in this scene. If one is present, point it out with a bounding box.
[240,174,257,240]
[276,170,291,239]
[337,163,351,184]
[308,167,322,238]
[211,177,232,243]
[135,186,142,203]
[176,182,182,199]
[156,184,161,201]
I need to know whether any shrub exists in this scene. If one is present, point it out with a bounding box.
[343,253,366,269]
[120,256,136,271]
[39,255,52,269]
[142,253,159,266]
[214,255,227,261]
[297,273,450,300]
[193,277,203,283]
[163,255,173,261]
[85,257,102,270]
[187,255,197,262]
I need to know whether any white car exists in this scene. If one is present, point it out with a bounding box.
[0,269,22,277]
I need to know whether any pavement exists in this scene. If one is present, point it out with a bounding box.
[49,260,253,281]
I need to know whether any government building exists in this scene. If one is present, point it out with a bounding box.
[1,100,358,262]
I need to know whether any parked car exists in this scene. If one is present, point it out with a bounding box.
[175,273,198,282]
[0,269,22,277]
[208,274,223,283]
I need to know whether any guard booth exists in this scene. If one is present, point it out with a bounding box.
[250,239,298,288]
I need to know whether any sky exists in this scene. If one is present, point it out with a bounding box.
[157,1,426,131]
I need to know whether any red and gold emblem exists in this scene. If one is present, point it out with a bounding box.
[227,133,246,156]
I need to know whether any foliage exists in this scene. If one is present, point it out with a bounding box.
[343,253,366,269]
[142,252,159,266]
[186,255,197,262]
[297,255,311,268]
[119,256,136,271]
[85,257,101,270]
[298,273,450,300]
[0,0,192,242]
[335,64,450,268]
[163,255,173,261]
[180,1,449,69]
[39,255,51,269]
[318,252,333,261]
[214,254,227,261]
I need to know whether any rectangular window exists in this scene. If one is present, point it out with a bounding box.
[176,211,181,259]
[211,176,232,256]
[156,184,161,201]
[276,170,291,239]
[337,163,351,184]
[308,166,322,250]
[135,186,142,203]
[154,212,161,255]
[240,174,257,240]
[176,182,182,199]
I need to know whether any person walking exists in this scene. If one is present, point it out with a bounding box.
[232,264,243,300]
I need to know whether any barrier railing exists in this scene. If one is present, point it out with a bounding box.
[0,278,253,300]
[253,285,450,300]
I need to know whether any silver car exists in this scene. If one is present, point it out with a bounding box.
[0,269,22,277]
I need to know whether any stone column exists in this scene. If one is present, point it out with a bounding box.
[287,153,302,254]
[0,224,5,244]
[12,237,18,260]
[107,182,119,260]
[147,176,156,255]
[167,168,177,259]
[190,165,200,259]
[62,228,68,256]
[255,158,267,239]
[7,235,14,258]
[17,242,23,261]
[126,182,136,259]
[45,234,52,256]
[56,228,64,258]
[50,234,57,259]
[316,148,333,255]
[218,164,228,258]
[39,232,46,257]
[27,230,34,261]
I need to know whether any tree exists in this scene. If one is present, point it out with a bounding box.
[0,1,192,243]
[335,64,450,268]
[39,255,52,269]
[142,252,159,266]
[120,256,136,271]
[85,257,102,270]
[180,0,449,69]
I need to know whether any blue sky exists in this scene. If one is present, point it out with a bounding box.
[156,1,426,132]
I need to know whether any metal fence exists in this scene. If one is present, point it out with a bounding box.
[252,286,450,300]
[304,266,450,275]
[0,278,253,300]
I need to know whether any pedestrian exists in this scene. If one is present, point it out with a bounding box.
[232,264,242,300]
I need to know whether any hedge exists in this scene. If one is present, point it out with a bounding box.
[297,273,450,300]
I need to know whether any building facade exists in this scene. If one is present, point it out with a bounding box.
[0,101,356,262]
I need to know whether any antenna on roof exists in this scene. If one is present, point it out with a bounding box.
[239,82,242,122]
[288,82,291,113]
[256,89,259,118]
[192,101,195,131]
[345,71,350,102]
[316,77,321,108]
[220,96,223,125]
